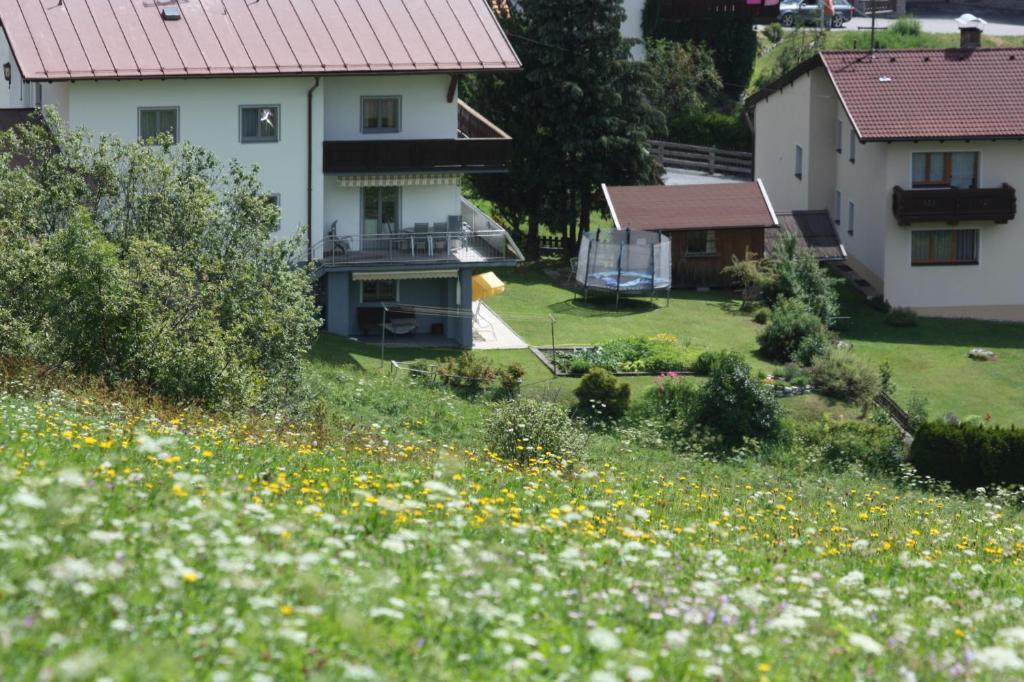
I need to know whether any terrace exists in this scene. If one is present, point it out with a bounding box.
[311,198,524,271]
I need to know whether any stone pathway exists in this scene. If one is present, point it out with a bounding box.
[472,302,529,350]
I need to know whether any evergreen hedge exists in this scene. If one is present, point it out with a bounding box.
[909,422,1024,490]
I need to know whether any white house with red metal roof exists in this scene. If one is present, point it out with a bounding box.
[0,0,523,347]
[748,22,1024,321]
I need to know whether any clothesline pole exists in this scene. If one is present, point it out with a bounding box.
[380,305,388,369]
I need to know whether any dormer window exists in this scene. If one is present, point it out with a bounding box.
[912,151,978,189]
[362,96,401,133]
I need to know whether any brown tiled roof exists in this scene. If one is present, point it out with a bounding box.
[0,0,520,81]
[603,182,777,232]
[821,49,1024,141]
[768,211,846,261]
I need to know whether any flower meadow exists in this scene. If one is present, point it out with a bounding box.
[3,375,1024,681]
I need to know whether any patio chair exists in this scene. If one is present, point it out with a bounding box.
[447,214,464,253]
[431,221,448,255]
[413,223,430,256]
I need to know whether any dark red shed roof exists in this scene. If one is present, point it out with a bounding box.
[602,181,778,232]
[0,0,520,81]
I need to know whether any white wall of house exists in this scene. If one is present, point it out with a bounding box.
[323,75,455,141]
[67,77,319,241]
[753,72,813,214]
[0,28,70,116]
[882,140,1024,311]
[834,109,887,288]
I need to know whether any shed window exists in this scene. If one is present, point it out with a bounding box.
[685,230,716,256]
[139,107,179,143]
[911,229,979,266]
[241,105,280,142]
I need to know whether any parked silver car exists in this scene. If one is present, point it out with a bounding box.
[779,0,858,28]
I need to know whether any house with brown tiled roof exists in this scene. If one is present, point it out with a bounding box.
[0,0,524,347]
[748,21,1024,321]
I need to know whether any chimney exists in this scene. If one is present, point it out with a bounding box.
[956,14,986,50]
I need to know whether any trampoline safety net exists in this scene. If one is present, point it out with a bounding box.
[575,229,672,295]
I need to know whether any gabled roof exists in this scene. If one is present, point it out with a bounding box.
[603,181,777,232]
[747,48,1024,141]
[0,0,520,81]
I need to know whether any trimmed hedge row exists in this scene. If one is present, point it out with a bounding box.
[909,421,1024,490]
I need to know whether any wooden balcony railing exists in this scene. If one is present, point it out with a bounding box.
[892,184,1017,226]
[323,100,511,175]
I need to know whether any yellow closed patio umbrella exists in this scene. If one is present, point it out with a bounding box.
[472,271,506,301]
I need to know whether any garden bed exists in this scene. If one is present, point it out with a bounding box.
[532,335,701,377]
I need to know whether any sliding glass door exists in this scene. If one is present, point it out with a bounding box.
[362,187,400,238]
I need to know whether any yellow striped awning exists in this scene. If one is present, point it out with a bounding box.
[352,270,458,282]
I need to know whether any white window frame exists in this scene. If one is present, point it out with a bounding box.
[239,105,281,143]
[794,144,803,179]
[360,280,400,303]
[138,106,180,144]
[361,96,402,134]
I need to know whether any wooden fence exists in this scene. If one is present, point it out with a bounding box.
[649,140,753,179]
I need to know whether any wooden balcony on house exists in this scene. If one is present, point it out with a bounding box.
[892,184,1017,226]
[323,100,511,175]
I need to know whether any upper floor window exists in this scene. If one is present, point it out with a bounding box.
[911,228,979,266]
[139,107,179,144]
[848,129,856,163]
[686,230,717,256]
[794,144,803,179]
[834,190,842,226]
[362,96,401,133]
[241,105,279,143]
[835,120,843,154]
[847,201,855,236]
[912,151,978,189]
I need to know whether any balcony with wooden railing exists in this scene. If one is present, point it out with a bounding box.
[892,184,1017,226]
[323,100,512,175]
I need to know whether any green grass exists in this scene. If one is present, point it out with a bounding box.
[5,369,1024,679]
[837,287,1024,425]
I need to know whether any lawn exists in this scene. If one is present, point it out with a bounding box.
[5,370,1024,679]
[838,287,1024,426]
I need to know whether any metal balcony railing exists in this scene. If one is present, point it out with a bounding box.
[310,198,523,268]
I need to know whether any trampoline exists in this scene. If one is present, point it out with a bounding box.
[575,229,672,306]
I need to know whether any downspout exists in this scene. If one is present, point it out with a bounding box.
[307,76,321,262]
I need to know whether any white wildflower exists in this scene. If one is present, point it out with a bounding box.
[12,489,46,509]
[848,633,884,655]
[665,629,691,649]
[838,570,865,588]
[974,647,1024,672]
[587,627,621,652]
[627,666,653,681]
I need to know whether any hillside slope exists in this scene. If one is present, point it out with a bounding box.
[2,373,1024,680]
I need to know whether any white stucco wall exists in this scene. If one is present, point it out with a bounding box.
[882,141,1024,309]
[323,75,455,141]
[753,73,813,214]
[323,182,461,242]
[621,0,647,60]
[67,77,321,241]
[834,109,887,285]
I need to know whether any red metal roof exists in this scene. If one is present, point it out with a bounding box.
[603,182,777,232]
[821,49,1024,141]
[0,0,520,81]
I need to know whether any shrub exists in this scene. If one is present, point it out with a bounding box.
[434,352,497,396]
[763,23,784,44]
[633,374,699,445]
[886,307,918,328]
[496,363,526,399]
[693,356,781,447]
[809,351,881,406]
[692,349,747,376]
[0,112,318,410]
[757,297,830,363]
[753,306,771,324]
[802,415,905,477]
[763,233,841,322]
[486,398,586,464]
[553,335,692,374]
[890,15,922,37]
[574,368,630,421]
[909,421,1024,490]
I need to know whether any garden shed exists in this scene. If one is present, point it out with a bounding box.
[602,181,779,288]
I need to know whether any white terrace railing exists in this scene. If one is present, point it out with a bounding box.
[309,198,523,269]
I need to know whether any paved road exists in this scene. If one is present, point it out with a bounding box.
[844,12,1024,36]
